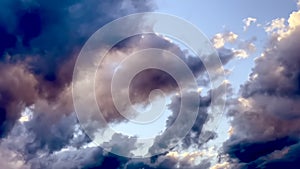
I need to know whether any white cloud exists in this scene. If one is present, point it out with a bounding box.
[264,18,286,34]
[264,9,300,41]
[243,17,257,31]
[288,10,300,28]
[232,49,249,59]
[212,32,238,48]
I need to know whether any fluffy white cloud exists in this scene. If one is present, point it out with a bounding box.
[264,18,286,34]
[212,32,238,48]
[232,49,249,59]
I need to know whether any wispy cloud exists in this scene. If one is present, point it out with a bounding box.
[243,17,257,31]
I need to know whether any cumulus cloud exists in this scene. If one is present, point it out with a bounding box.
[212,32,238,49]
[0,0,259,168]
[212,32,256,59]
[264,18,286,35]
[224,7,300,168]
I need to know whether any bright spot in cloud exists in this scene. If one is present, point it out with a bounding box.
[228,126,234,136]
[210,162,231,169]
[18,107,33,123]
[232,48,249,59]
[238,97,251,108]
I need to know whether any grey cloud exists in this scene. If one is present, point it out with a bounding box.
[224,9,300,168]
[0,0,154,137]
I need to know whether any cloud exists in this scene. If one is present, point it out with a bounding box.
[224,7,300,168]
[0,63,38,137]
[265,10,300,41]
[288,10,300,28]
[212,32,238,49]
[243,17,257,31]
[212,32,256,59]
[0,31,232,169]
[0,143,29,169]
[231,49,249,59]
[0,1,238,168]
[82,32,234,132]
[0,0,164,168]
[210,162,231,169]
[93,34,205,123]
[264,18,286,34]
[148,92,211,155]
[0,0,154,138]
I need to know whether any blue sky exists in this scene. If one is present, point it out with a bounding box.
[155,0,298,91]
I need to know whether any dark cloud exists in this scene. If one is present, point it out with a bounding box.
[225,137,298,163]
[166,93,212,149]
[148,83,228,156]
[23,113,85,158]
[0,0,239,168]
[94,33,233,123]
[0,0,157,168]
[224,10,300,168]
[0,0,154,137]
[17,34,231,168]
[0,64,37,137]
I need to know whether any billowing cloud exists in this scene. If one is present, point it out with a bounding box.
[2,0,284,168]
[93,34,207,124]
[0,0,155,137]
[264,18,286,34]
[0,0,157,168]
[224,7,300,168]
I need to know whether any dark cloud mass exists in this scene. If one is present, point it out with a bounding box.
[0,0,160,168]
[224,10,300,169]
[0,0,244,168]
[0,0,154,135]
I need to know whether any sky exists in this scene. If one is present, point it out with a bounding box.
[155,0,298,88]
[0,0,300,169]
